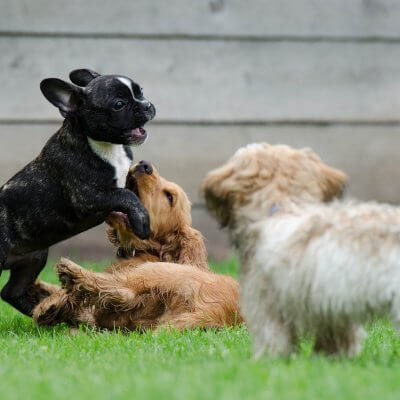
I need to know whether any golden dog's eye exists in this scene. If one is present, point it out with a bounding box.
[164,190,174,206]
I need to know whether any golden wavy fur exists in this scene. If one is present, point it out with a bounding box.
[203,143,400,357]
[106,162,208,271]
[33,163,242,330]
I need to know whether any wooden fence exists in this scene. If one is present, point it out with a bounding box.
[1,0,400,259]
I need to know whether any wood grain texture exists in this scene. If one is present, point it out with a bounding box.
[2,123,400,205]
[2,0,400,260]
[1,0,400,38]
[1,38,400,122]
[6,121,399,260]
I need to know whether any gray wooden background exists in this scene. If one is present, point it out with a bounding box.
[1,0,400,260]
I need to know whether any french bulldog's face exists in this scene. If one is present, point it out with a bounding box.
[40,69,156,146]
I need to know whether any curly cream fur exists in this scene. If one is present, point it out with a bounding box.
[203,143,400,357]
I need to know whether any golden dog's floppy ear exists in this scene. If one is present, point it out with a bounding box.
[320,164,348,202]
[160,227,209,270]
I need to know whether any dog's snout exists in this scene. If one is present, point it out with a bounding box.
[138,160,153,175]
[144,102,156,120]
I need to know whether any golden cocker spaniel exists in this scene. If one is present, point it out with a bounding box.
[33,162,242,331]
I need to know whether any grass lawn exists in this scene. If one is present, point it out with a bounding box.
[0,258,400,400]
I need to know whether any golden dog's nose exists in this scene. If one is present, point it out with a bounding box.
[138,160,153,175]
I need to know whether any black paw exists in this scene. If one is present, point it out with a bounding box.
[128,211,150,240]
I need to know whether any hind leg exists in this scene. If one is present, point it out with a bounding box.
[1,249,49,316]
[314,324,366,357]
[157,312,223,331]
[249,315,296,359]
[33,280,60,297]
[389,304,400,337]
[57,258,140,311]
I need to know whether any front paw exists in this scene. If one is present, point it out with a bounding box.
[33,291,73,326]
[34,302,61,326]
[128,210,150,240]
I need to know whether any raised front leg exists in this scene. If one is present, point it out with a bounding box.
[85,188,150,239]
[1,249,49,316]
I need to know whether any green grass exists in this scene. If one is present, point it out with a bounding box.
[0,258,400,400]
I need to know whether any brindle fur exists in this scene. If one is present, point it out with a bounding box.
[0,69,156,315]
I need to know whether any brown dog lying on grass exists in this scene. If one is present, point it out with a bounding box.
[33,162,242,331]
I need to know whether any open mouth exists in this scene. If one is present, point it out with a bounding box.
[127,127,147,145]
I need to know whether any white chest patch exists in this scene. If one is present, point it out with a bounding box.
[88,138,132,188]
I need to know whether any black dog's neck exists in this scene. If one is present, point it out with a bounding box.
[56,117,106,160]
[59,117,90,144]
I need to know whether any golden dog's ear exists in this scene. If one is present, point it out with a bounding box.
[320,164,348,202]
[160,227,209,270]
[178,227,208,270]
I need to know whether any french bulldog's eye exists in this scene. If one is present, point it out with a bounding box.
[113,100,126,111]
[164,190,174,206]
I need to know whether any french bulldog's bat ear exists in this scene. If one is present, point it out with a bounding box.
[40,78,82,117]
[69,69,101,87]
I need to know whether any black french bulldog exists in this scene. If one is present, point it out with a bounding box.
[0,69,156,316]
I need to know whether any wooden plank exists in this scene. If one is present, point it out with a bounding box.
[1,0,400,38]
[1,38,400,122]
[2,123,400,206]
[50,223,116,262]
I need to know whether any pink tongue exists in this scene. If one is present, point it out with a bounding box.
[133,127,145,136]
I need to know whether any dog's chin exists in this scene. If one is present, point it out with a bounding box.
[124,127,147,147]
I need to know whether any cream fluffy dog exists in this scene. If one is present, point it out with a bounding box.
[202,143,400,357]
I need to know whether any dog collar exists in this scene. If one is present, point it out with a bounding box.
[116,247,136,259]
[269,203,281,216]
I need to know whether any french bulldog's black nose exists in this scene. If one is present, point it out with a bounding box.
[138,160,153,175]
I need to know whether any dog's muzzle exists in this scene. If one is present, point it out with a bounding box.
[136,160,153,175]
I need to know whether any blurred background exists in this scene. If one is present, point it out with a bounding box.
[1,0,400,260]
